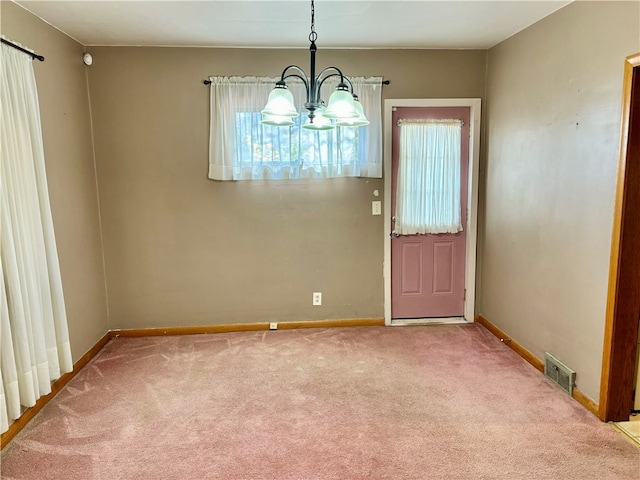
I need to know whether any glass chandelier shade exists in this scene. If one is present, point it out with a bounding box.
[260,113,296,126]
[334,97,369,127]
[262,0,367,130]
[302,106,333,130]
[261,83,299,118]
[322,85,358,119]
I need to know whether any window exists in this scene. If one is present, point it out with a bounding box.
[394,119,463,235]
[208,76,382,180]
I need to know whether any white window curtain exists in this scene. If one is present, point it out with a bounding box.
[394,119,463,235]
[208,76,382,180]
[1,41,72,434]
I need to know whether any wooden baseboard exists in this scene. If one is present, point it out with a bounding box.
[0,331,111,449]
[475,314,544,372]
[275,318,384,330]
[110,322,269,337]
[475,314,599,417]
[572,387,599,416]
[109,318,385,337]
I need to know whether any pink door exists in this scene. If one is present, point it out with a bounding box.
[391,107,470,319]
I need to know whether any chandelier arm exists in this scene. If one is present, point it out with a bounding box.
[282,73,311,99]
[341,76,354,91]
[330,74,354,92]
[280,64,308,82]
[316,66,346,86]
[315,73,338,102]
[315,68,351,104]
[315,70,354,105]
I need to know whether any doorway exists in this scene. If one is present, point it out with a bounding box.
[599,53,640,422]
[390,107,470,319]
[383,99,481,325]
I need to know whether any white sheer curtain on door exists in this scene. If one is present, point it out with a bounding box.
[0,41,72,434]
[394,119,463,235]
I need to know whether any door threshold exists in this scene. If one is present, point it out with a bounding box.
[391,317,470,326]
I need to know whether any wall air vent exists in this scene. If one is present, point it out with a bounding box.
[544,352,576,396]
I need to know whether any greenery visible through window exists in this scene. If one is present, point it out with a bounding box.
[235,112,360,172]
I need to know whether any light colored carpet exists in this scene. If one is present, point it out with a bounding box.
[2,324,639,479]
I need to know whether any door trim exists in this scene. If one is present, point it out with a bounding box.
[599,52,640,422]
[383,99,482,325]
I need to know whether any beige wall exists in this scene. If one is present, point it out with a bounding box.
[1,1,109,361]
[86,47,486,329]
[481,1,640,401]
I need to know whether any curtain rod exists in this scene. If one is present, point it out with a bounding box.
[1,38,45,62]
[202,79,390,86]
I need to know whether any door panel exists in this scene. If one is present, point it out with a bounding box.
[433,241,454,294]
[400,242,423,295]
[391,107,470,319]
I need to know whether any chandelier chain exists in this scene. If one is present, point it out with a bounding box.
[309,0,317,43]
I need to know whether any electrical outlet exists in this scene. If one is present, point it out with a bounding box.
[312,292,322,306]
[372,201,382,215]
[269,322,278,330]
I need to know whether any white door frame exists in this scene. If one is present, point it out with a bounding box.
[383,98,482,326]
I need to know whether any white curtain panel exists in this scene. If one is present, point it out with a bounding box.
[208,76,382,180]
[349,77,383,178]
[0,43,72,434]
[394,119,463,235]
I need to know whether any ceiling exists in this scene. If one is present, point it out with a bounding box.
[14,0,573,49]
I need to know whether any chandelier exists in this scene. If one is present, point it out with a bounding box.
[261,0,368,130]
